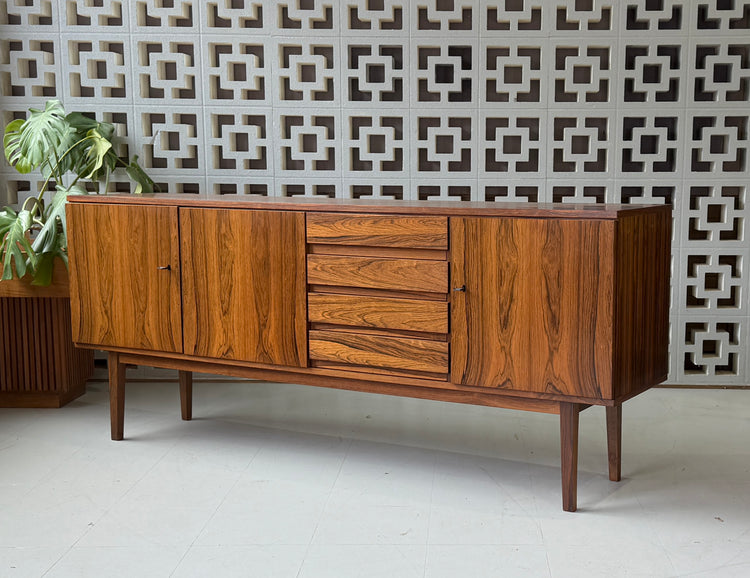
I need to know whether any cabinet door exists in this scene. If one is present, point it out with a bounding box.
[67,203,182,352]
[451,217,614,399]
[181,208,307,367]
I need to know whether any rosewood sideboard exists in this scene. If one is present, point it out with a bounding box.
[66,195,671,512]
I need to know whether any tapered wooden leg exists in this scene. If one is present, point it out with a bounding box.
[108,352,126,441]
[606,404,622,482]
[179,370,193,421]
[560,402,582,512]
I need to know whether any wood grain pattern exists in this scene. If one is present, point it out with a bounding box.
[118,351,563,414]
[69,193,659,221]
[451,217,614,399]
[606,404,622,482]
[181,208,307,367]
[560,402,582,512]
[0,296,93,407]
[306,212,448,249]
[91,340,608,405]
[613,209,672,400]
[308,293,448,333]
[67,203,182,353]
[308,243,448,261]
[309,329,449,374]
[308,255,448,293]
[0,258,69,298]
[109,351,125,441]
[179,370,192,421]
[310,360,448,382]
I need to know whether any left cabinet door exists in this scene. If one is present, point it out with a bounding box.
[180,208,307,368]
[68,203,183,352]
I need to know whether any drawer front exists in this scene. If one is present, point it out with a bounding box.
[309,330,449,374]
[307,255,448,293]
[308,294,448,334]
[307,213,448,250]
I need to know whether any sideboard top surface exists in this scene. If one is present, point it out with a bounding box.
[67,194,670,220]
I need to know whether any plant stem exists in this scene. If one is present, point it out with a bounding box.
[35,134,98,212]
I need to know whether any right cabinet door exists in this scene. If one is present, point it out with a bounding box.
[450,217,615,399]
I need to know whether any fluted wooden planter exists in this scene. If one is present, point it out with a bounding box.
[0,261,93,408]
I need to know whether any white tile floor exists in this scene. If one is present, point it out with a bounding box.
[1,378,749,578]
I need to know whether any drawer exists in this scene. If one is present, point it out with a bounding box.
[309,330,449,374]
[308,294,448,334]
[307,213,448,250]
[307,255,448,293]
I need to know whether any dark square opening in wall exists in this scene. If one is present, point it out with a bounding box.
[436,135,454,154]
[435,64,454,84]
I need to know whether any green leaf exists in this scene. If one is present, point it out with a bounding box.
[1,209,36,281]
[3,119,27,171]
[30,218,71,286]
[32,185,86,256]
[3,100,75,179]
[79,129,113,180]
[125,156,155,195]
[30,251,56,286]
[64,111,98,134]
[0,207,18,239]
[65,113,117,180]
[66,112,115,142]
[33,189,66,255]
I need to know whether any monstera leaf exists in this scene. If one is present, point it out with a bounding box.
[28,185,86,285]
[79,129,113,180]
[3,100,75,178]
[126,155,155,195]
[65,113,118,181]
[0,208,36,281]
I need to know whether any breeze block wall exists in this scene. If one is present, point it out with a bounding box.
[0,0,748,386]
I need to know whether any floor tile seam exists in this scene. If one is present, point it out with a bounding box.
[297,436,355,578]
[4,439,85,499]
[530,467,548,552]
[5,442,96,571]
[169,438,266,576]
[39,437,184,576]
[543,547,554,578]
[676,560,750,577]
[475,462,540,523]
[424,540,548,547]
[517,418,554,525]
[633,491,680,576]
[422,451,438,578]
[300,541,552,546]
[0,414,37,438]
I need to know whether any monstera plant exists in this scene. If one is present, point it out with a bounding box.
[1,99,153,286]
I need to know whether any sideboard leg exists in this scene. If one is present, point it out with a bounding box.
[560,402,582,512]
[179,370,193,421]
[108,352,126,441]
[606,404,622,482]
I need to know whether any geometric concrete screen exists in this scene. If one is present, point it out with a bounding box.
[1,0,747,385]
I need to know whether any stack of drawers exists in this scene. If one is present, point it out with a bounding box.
[306,213,450,379]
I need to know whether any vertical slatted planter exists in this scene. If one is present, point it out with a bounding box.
[0,262,93,408]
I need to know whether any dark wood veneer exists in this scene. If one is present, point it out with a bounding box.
[180,208,307,367]
[307,255,448,293]
[307,212,448,249]
[309,329,450,375]
[308,294,449,333]
[451,217,615,399]
[67,203,182,353]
